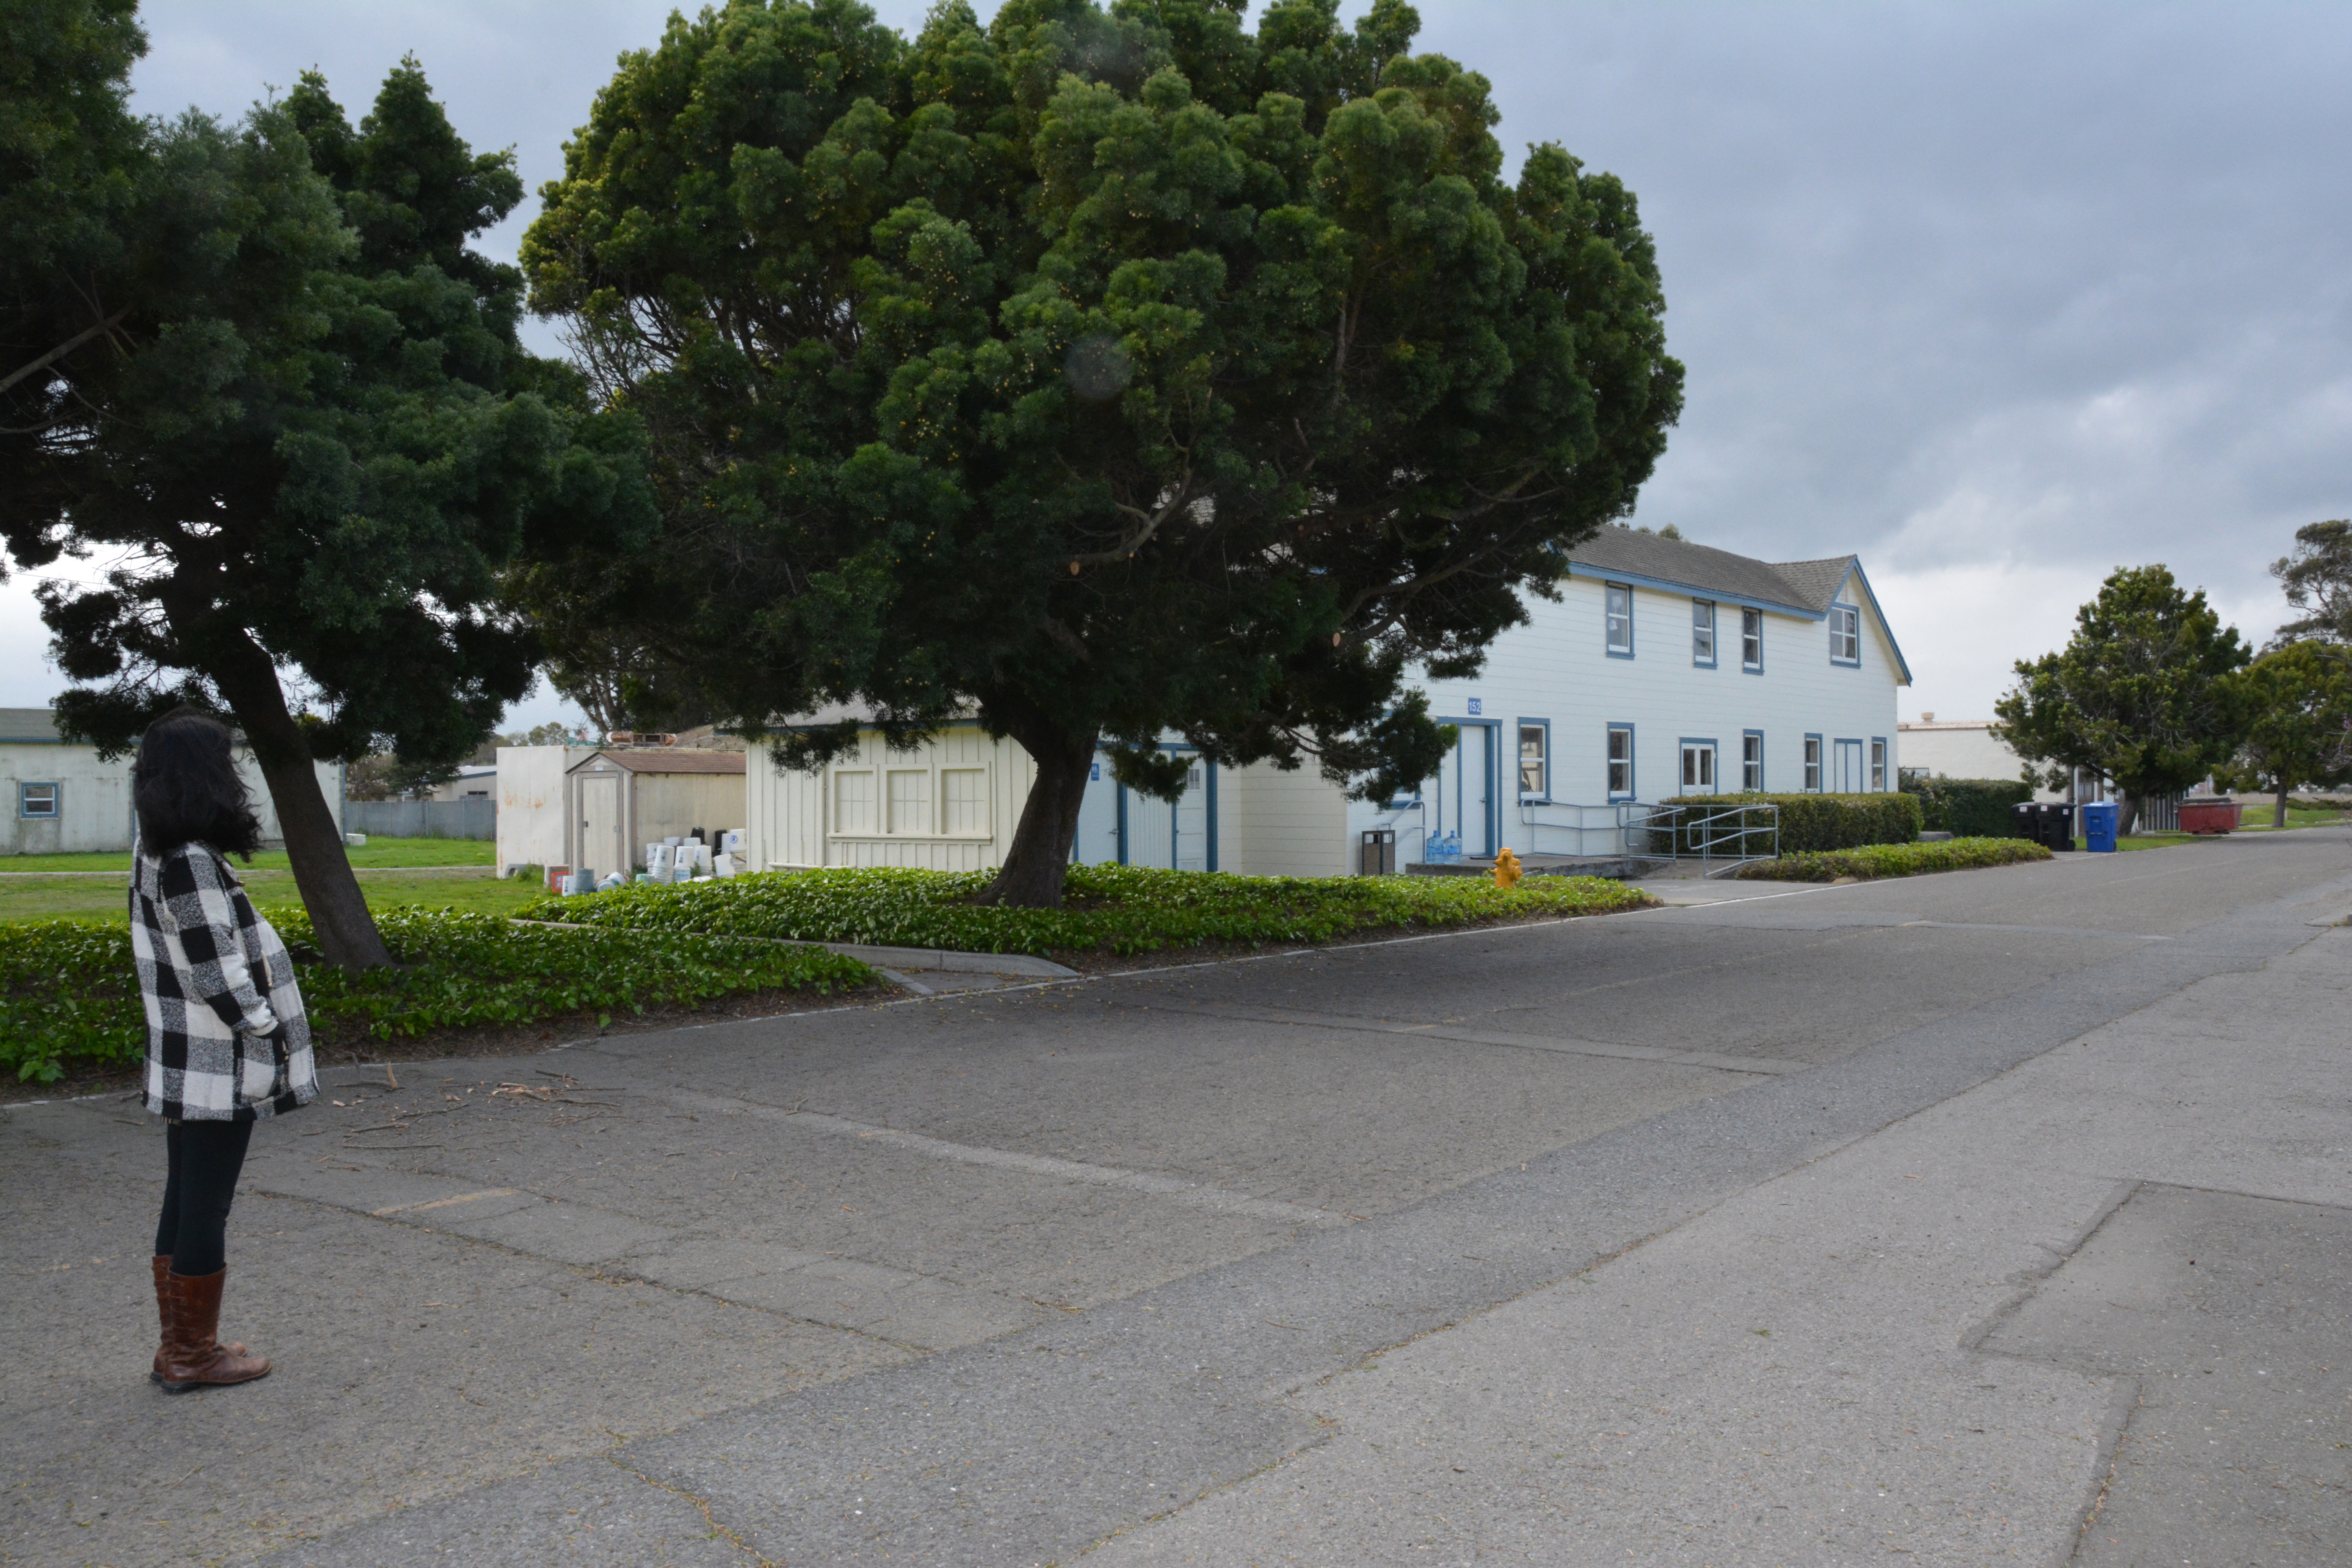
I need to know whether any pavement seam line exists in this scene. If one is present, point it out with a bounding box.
[603,1451,782,1568]
[666,1090,1347,1226]
[1128,997,1809,1076]
[249,1183,942,1353]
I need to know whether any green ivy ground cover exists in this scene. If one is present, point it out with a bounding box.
[0,907,875,1085]
[1732,837,2053,882]
[517,864,1654,957]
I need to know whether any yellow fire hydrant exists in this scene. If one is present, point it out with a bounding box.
[1493,846,1523,890]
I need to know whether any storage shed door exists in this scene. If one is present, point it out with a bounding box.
[579,774,624,879]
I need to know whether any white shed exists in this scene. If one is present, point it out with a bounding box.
[1,706,343,857]
[562,748,747,881]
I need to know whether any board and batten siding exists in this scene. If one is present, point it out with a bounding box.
[747,724,1035,872]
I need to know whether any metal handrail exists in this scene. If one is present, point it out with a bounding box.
[1517,801,1662,859]
[1632,800,1780,864]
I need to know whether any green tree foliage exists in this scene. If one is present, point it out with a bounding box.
[0,0,146,394]
[1993,566,2250,833]
[0,48,652,966]
[2272,519,2352,645]
[523,0,1682,905]
[2222,640,2352,827]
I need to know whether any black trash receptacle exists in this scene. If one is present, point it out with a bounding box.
[2039,802,2076,850]
[2011,801,2039,842]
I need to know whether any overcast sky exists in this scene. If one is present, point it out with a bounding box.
[7,0,2346,732]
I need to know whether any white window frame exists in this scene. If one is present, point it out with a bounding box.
[1605,583,1634,657]
[1679,739,1718,794]
[1830,603,1861,665]
[827,756,993,839]
[1741,607,1764,671]
[1870,737,1889,793]
[1606,724,1635,800]
[1516,720,1550,803]
[1742,731,1764,792]
[1802,734,1823,793]
[18,781,60,819]
[1691,599,1716,667]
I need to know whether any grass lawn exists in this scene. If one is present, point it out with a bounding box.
[518,863,1656,960]
[0,835,495,874]
[2236,802,2352,830]
[0,866,543,925]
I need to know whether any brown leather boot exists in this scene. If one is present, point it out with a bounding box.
[151,1256,247,1385]
[156,1269,270,1393]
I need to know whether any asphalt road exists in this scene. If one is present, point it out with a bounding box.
[4,829,2348,1566]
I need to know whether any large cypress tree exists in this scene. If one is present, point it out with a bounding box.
[1,41,651,965]
[525,0,1682,905]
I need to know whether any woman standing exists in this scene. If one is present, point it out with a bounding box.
[130,708,318,1392]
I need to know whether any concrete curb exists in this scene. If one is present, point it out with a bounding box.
[819,942,1078,978]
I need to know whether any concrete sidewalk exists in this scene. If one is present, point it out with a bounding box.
[1085,922,2352,1564]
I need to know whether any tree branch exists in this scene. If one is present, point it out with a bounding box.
[0,307,132,396]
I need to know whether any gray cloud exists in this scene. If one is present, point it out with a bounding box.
[7,1,2341,726]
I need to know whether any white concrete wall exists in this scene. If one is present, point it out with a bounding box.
[496,746,582,874]
[2,742,339,856]
[1897,723,2064,801]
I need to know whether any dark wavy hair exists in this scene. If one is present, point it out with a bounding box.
[134,708,263,860]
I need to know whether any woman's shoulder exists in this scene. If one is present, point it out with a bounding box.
[140,840,238,890]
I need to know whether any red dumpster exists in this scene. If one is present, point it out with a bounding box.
[2176,797,2241,835]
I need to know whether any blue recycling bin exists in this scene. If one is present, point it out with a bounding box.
[2080,800,2118,853]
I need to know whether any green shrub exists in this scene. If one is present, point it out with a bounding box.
[1901,776,2034,837]
[1650,792,1922,855]
[1731,836,2052,882]
[518,863,1653,957]
[0,907,875,1085]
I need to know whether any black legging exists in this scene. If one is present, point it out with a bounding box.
[155,1120,254,1277]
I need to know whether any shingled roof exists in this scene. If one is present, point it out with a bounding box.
[1564,528,1856,616]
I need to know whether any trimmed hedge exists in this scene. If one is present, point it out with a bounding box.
[517,863,1654,957]
[1902,776,2034,837]
[1730,837,2053,882]
[1651,792,1922,856]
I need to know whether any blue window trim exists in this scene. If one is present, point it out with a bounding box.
[1741,729,1766,792]
[1802,732,1824,793]
[1691,598,1718,668]
[1605,722,1637,801]
[1870,736,1889,793]
[1515,717,1551,803]
[1829,601,1862,667]
[1604,582,1635,659]
[18,781,61,819]
[1741,606,1765,674]
[1677,736,1721,795]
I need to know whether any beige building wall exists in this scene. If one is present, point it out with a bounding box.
[749,724,1033,873]
[1218,759,1350,878]
[3,741,338,857]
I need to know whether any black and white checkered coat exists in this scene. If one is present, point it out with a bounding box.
[130,842,318,1122]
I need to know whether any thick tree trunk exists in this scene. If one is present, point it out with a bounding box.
[208,636,394,969]
[974,715,1097,909]
[2275,780,2292,832]
[2114,791,2139,837]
